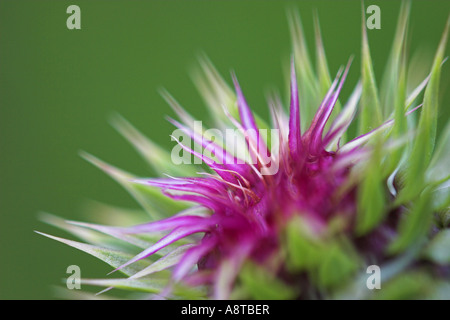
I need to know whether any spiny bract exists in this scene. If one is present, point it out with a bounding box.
[38,4,450,300]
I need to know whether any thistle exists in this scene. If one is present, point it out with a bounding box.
[37,3,450,300]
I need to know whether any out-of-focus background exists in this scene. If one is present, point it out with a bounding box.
[0,0,449,299]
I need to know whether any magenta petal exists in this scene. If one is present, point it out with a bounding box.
[163,191,233,211]
[232,73,259,134]
[170,133,237,183]
[118,215,211,234]
[213,240,254,299]
[232,73,268,160]
[168,118,253,183]
[288,58,302,160]
[172,238,217,281]
[110,223,215,274]
[302,60,352,155]
[182,271,214,287]
[313,61,351,145]
[168,118,227,165]
[133,178,223,199]
[322,121,347,148]
[306,71,340,137]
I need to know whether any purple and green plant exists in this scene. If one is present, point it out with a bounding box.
[37,3,450,299]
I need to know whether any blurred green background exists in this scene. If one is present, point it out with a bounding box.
[0,0,449,299]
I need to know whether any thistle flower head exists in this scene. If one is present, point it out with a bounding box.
[38,4,450,300]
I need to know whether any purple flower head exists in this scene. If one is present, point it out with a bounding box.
[38,4,450,300]
[105,58,405,298]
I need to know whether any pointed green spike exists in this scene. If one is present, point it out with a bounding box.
[428,121,450,184]
[81,200,148,226]
[385,35,408,175]
[418,15,450,160]
[313,11,332,98]
[397,16,449,205]
[388,188,433,254]
[80,277,167,293]
[80,151,188,219]
[66,220,155,250]
[80,277,206,298]
[193,54,237,122]
[36,231,150,276]
[380,1,410,117]
[192,55,271,140]
[288,10,320,128]
[111,114,196,178]
[359,6,383,135]
[314,11,343,134]
[52,286,117,300]
[38,212,108,245]
[159,89,197,129]
[288,11,316,86]
[130,244,195,280]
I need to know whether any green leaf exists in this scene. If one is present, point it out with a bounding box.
[284,218,359,289]
[356,143,386,235]
[423,229,450,265]
[39,211,157,254]
[66,220,155,250]
[372,271,432,300]
[38,212,113,247]
[52,286,118,300]
[239,262,297,300]
[436,207,450,228]
[405,72,430,110]
[428,281,450,300]
[389,188,433,254]
[419,16,450,156]
[80,277,206,299]
[397,17,449,205]
[66,219,194,259]
[428,122,450,184]
[285,219,322,271]
[315,241,359,289]
[80,200,149,227]
[81,277,167,293]
[428,123,450,214]
[130,244,195,280]
[332,245,421,299]
[36,231,150,276]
